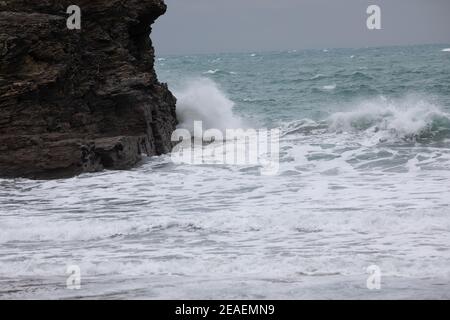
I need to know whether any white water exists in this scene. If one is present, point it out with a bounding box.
[326,96,450,143]
[174,78,243,135]
[323,84,336,91]
[1,80,450,299]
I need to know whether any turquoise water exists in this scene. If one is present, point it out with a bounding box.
[1,45,450,299]
[157,45,450,127]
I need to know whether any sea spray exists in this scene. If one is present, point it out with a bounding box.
[174,78,244,136]
[326,96,450,142]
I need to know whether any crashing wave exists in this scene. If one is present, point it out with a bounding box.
[173,78,243,135]
[328,98,450,142]
[284,97,450,143]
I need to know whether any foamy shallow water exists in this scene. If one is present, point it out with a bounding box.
[1,45,450,299]
[1,132,450,299]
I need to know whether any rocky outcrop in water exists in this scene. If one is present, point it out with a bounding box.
[0,0,177,179]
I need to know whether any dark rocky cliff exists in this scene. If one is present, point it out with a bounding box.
[0,0,177,179]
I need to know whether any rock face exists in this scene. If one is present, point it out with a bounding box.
[0,0,177,179]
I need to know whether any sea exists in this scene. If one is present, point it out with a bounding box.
[1,44,450,299]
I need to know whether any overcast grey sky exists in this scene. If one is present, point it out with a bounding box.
[153,0,450,55]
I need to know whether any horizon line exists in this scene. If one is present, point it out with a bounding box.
[155,42,450,57]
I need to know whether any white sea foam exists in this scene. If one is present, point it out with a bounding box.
[204,69,220,74]
[441,48,450,52]
[323,84,336,90]
[203,69,236,75]
[310,74,325,80]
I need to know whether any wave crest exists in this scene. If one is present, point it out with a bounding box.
[284,97,450,143]
[174,78,243,135]
[327,98,450,141]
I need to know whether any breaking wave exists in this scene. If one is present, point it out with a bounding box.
[285,97,450,143]
[173,78,243,135]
